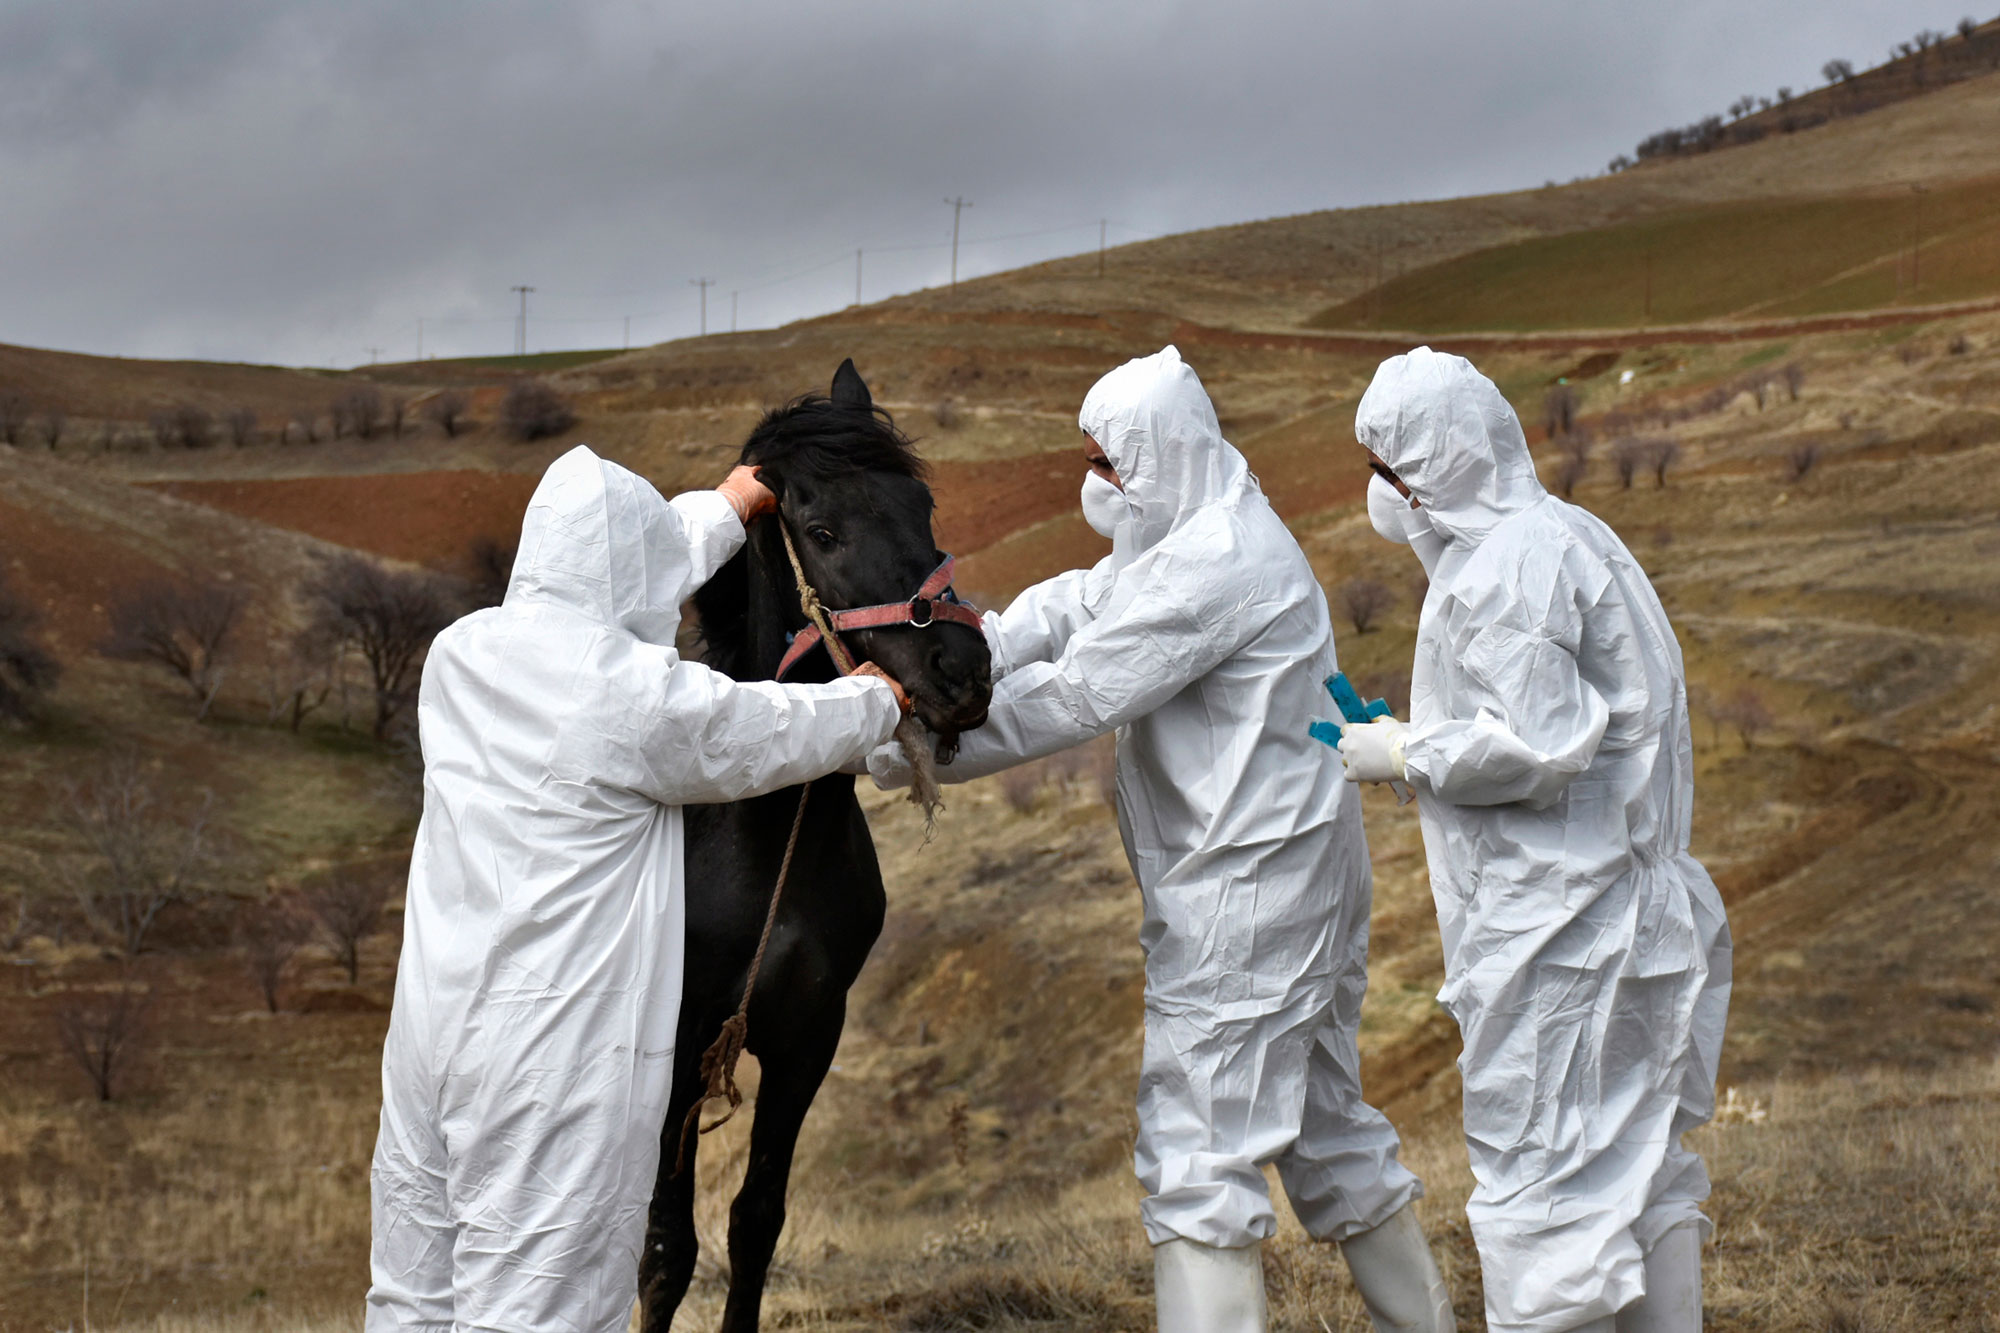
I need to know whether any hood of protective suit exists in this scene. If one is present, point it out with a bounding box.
[1080,346,1256,553]
[1355,347,1544,546]
[506,445,712,646]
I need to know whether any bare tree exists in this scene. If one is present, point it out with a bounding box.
[465,536,516,610]
[148,409,178,450]
[1713,686,1773,748]
[501,379,577,442]
[1823,58,1856,84]
[1960,17,1978,41]
[424,390,470,438]
[59,754,215,956]
[303,873,389,984]
[388,395,409,439]
[1613,438,1643,489]
[100,577,244,719]
[1339,577,1396,634]
[225,406,258,448]
[1786,442,1822,481]
[1781,363,1806,401]
[1554,454,1588,498]
[331,385,386,440]
[260,638,336,733]
[172,403,214,448]
[54,966,152,1101]
[1649,439,1681,488]
[301,554,456,740]
[0,391,29,445]
[0,572,61,723]
[290,410,320,445]
[238,895,311,1012]
[39,410,66,451]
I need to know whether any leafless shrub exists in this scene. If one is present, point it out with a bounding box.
[59,754,215,956]
[39,410,67,451]
[1948,333,1972,356]
[54,966,153,1101]
[1554,454,1588,498]
[1649,439,1681,487]
[331,385,386,440]
[1613,439,1644,489]
[465,536,516,610]
[1713,686,1774,748]
[1786,442,1822,481]
[502,379,577,442]
[1897,343,1924,367]
[424,390,470,438]
[260,638,336,733]
[932,398,960,430]
[303,873,389,984]
[290,410,320,445]
[301,554,457,740]
[1782,363,1806,400]
[997,763,1043,814]
[1960,17,1978,41]
[0,391,31,445]
[1338,578,1395,634]
[238,895,311,1012]
[1542,384,1578,441]
[0,571,61,723]
[1822,59,1856,85]
[100,577,244,719]
[387,396,409,439]
[225,406,258,448]
[147,410,177,450]
[173,403,214,448]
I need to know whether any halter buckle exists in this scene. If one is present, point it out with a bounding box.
[908,596,934,628]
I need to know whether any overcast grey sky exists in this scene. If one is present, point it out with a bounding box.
[0,0,1949,367]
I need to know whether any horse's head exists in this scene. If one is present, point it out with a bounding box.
[740,360,992,746]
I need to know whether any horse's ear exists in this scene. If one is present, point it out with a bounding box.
[830,358,872,410]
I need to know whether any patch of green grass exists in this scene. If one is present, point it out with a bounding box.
[1311,176,2000,334]
[1736,342,1791,369]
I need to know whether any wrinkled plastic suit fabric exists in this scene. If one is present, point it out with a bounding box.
[365,446,900,1333]
[1355,349,1731,1333]
[926,346,1422,1247]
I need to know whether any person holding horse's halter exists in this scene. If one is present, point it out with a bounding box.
[366,446,912,1333]
[873,347,1455,1333]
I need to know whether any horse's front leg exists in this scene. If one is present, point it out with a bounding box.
[717,992,847,1333]
[638,1030,713,1331]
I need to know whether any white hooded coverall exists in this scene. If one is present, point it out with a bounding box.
[1356,350,1731,1333]
[367,446,901,1333]
[883,347,1421,1249]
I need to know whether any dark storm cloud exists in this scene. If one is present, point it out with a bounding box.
[0,0,1929,366]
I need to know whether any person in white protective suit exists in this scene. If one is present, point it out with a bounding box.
[874,347,1455,1333]
[1338,348,1732,1333]
[366,445,910,1333]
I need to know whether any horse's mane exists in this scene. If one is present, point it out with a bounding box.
[694,394,928,680]
[739,393,929,486]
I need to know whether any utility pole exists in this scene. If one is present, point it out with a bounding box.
[855,249,863,306]
[1098,219,1107,278]
[690,277,715,336]
[365,346,383,366]
[944,196,973,293]
[730,291,738,333]
[511,285,534,356]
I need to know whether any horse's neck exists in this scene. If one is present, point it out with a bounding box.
[699,530,835,688]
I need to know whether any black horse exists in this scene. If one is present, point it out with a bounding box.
[639,361,993,1332]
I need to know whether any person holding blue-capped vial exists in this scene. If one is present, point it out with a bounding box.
[1341,347,1731,1333]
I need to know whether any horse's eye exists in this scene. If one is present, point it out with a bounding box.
[807,525,836,549]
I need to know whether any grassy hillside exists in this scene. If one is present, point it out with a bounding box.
[1310,175,2000,333]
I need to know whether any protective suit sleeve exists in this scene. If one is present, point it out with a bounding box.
[980,557,1115,678]
[625,660,903,805]
[661,491,750,606]
[1401,553,1611,809]
[935,533,1267,783]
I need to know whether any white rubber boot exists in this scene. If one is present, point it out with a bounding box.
[1154,1237,1268,1333]
[1614,1223,1702,1333]
[1338,1203,1456,1333]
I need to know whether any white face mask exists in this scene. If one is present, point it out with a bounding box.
[1366,473,1414,545]
[1081,471,1128,539]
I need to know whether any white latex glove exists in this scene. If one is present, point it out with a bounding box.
[1337,717,1407,784]
[867,737,915,791]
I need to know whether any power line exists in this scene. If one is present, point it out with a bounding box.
[690,277,715,336]
[510,285,534,356]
